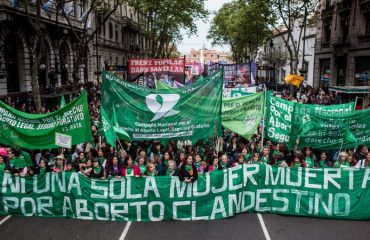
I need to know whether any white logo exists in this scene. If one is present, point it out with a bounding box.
[146,94,180,122]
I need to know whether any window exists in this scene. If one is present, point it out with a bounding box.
[115,25,118,42]
[366,14,370,35]
[340,18,349,42]
[323,23,331,43]
[109,23,113,39]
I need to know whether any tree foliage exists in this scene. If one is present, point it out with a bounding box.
[129,0,208,58]
[267,0,318,74]
[208,0,271,63]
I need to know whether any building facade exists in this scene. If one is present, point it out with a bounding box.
[185,48,232,64]
[257,21,317,87]
[0,0,150,96]
[314,0,370,87]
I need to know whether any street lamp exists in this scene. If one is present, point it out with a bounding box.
[39,64,46,70]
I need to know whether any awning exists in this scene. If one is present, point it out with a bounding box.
[329,86,370,94]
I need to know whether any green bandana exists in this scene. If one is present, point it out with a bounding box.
[14,156,27,168]
[294,162,301,168]
[147,171,156,176]
[126,168,133,175]
[220,162,227,168]
[0,162,5,172]
[93,166,101,173]
[305,157,313,168]
[261,156,269,164]
[40,168,46,174]
[244,154,250,161]
[185,165,192,175]
[166,168,175,176]
[139,165,146,175]
[319,160,326,168]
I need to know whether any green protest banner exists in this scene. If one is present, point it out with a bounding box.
[222,92,264,140]
[101,70,223,141]
[299,108,370,149]
[0,91,92,149]
[156,80,172,90]
[265,93,356,148]
[265,92,295,144]
[1,165,370,221]
[100,105,117,147]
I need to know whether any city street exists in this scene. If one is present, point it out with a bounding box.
[1,213,369,240]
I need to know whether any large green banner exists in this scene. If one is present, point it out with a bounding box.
[0,91,92,149]
[222,92,265,140]
[1,165,370,221]
[101,70,223,141]
[299,108,370,149]
[266,93,356,148]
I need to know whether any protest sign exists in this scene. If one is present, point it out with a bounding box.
[299,108,370,149]
[0,91,92,149]
[222,92,264,140]
[55,133,72,149]
[1,165,370,221]
[128,58,185,85]
[265,93,356,148]
[101,69,223,141]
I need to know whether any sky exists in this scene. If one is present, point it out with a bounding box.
[177,0,233,54]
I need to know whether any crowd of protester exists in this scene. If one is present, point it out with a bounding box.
[0,85,369,183]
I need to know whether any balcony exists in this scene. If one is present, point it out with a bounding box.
[321,5,335,21]
[337,1,352,17]
[321,42,330,48]
[358,34,370,43]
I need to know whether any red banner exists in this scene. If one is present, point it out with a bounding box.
[128,58,185,74]
[128,58,186,86]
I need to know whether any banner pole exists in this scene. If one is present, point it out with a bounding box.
[117,137,124,150]
[260,91,267,149]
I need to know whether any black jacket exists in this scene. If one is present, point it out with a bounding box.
[178,164,198,182]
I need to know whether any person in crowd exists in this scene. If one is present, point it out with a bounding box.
[249,142,260,154]
[65,161,75,172]
[162,151,172,168]
[347,153,357,167]
[334,152,350,168]
[178,155,198,183]
[290,154,307,168]
[105,155,122,178]
[355,152,370,168]
[118,150,127,163]
[226,136,239,157]
[261,147,271,164]
[0,155,6,173]
[234,153,246,167]
[241,147,250,163]
[146,162,158,176]
[165,160,178,176]
[302,146,316,168]
[355,145,368,162]
[315,151,333,168]
[6,149,27,175]
[81,159,93,176]
[34,159,51,174]
[219,153,229,169]
[89,159,106,179]
[150,143,162,160]
[96,149,107,168]
[194,153,205,174]
[77,152,87,171]
[250,152,261,164]
[154,155,166,175]
[274,153,288,167]
[177,151,187,167]
[137,156,147,176]
[208,156,219,172]
[53,155,66,173]
[122,155,141,177]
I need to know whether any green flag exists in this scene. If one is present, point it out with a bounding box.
[299,108,370,149]
[60,95,66,108]
[156,80,173,90]
[112,106,131,141]
[100,106,117,147]
[101,69,223,141]
[0,91,92,149]
[222,92,264,140]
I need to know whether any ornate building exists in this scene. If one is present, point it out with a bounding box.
[314,0,370,87]
[0,0,150,97]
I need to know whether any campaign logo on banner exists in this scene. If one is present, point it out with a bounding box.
[128,58,185,86]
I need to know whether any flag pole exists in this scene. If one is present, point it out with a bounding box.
[116,137,124,150]
[260,91,267,149]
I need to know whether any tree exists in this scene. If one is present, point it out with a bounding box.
[208,0,271,63]
[266,0,318,74]
[60,0,127,90]
[24,0,45,112]
[129,0,208,58]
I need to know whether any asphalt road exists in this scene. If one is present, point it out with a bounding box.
[0,213,369,240]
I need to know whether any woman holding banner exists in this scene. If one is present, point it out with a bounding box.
[178,155,198,183]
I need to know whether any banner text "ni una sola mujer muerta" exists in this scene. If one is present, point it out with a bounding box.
[1,165,370,221]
